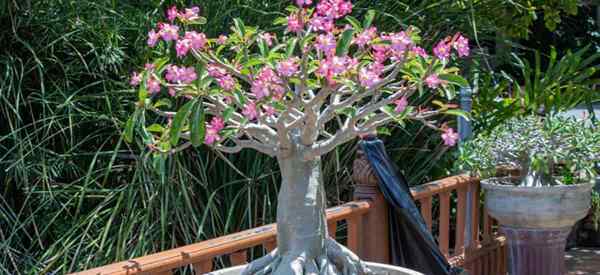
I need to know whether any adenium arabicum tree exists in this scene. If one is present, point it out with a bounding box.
[125,1,469,274]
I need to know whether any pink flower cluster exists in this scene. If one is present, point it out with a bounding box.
[167,6,201,22]
[394,97,408,113]
[207,64,236,91]
[165,65,197,84]
[287,13,303,33]
[130,72,142,86]
[205,117,225,145]
[309,0,353,32]
[147,76,161,94]
[354,27,377,48]
[315,33,337,56]
[317,56,357,85]
[433,34,469,61]
[276,57,300,77]
[425,74,443,89]
[251,67,286,100]
[175,31,207,57]
[243,101,258,120]
[441,128,459,147]
[359,63,383,88]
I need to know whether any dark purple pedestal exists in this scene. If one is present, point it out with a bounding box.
[500,226,571,275]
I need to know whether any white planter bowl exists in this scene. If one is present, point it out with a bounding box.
[207,262,423,275]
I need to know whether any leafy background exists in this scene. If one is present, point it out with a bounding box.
[0,0,598,274]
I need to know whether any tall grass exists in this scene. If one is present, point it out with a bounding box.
[0,1,502,274]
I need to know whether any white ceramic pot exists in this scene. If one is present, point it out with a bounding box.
[207,262,423,275]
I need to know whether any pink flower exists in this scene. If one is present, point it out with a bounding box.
[411,46,428,58]
[425,74,443,89]
[453,35,469,57]
[130,72,142,86]
[259,33,275,47]
[242,102,258,120]
[287,14,303,33]
[317,56,355,85]
[433,40,451,61]
[276,57,300,77]
[166,6,178,22]
[309,16,334,32]
[394,97,408,113]
[388,31,413,54]
[146,76,161,94]
[209,117,225,131]
[168,87,177,97]
[251,67,285,99]
[144,63,156,71]
[165,65,197,84]
[217,35,228,45]
[147,29,160,47]
[207,64,227,78]
[359,63,383,88]
[185,31,207,50]
[204,117,225,145]
[159,23,179,42]
[315,33,337,56]
[217,75,236,91]
[177,6,201,21]
[441,128,459,147]
[354,27,377,48]
[372,44,390,63]
[316,0,352,19]
[262,105,276,116]
[175,38,191,57]
[296,0,312,6]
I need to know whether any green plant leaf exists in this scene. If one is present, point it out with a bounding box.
[336,29,354,57]
[170,100,196,146]
[345,16,362,32]
[363,10,376,28]
[190,101,206,147]
[233,18,246,37]
[147,124,165,133]
[439,74,469,88]
[124,109,140,143]
[444,109,470,120]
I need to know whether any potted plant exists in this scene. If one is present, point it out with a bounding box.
[457,115,600,275]
[125,1,470,274]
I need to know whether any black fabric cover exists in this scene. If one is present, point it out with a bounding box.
[359,137,462,275]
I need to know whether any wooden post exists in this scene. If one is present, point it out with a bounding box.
[352,148,390,264]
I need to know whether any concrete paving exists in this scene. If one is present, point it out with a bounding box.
[566,247,600,274]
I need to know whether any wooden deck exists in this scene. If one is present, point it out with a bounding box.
[567,247,600,275]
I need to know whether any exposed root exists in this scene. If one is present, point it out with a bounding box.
[240,239,373,275]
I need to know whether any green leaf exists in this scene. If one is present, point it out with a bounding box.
[286,38,298,57]
[439,74,469,88]
[345,16,362,32]
[169,100,196,146]
[124,109,140,143]
[363,10,376,28]
[222,107,235,122]
[336,29,355,57]
[273,17,288,26]
[444,109,470,120]
[147,123,165,133]
[258,39,268,57]
[190,101,206,147]
[154,98,172,109]
[233,18,246,37]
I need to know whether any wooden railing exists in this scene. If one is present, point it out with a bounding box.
[73,153,507,275]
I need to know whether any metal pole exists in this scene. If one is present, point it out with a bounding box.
[459,86,474,250]
[458,86,473,142]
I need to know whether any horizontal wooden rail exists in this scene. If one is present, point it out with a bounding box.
[74,167,507,275]
[73,201,371,275]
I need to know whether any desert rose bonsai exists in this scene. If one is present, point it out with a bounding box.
[125,1,469,274]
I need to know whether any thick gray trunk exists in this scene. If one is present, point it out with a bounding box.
[276,152,328,258]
